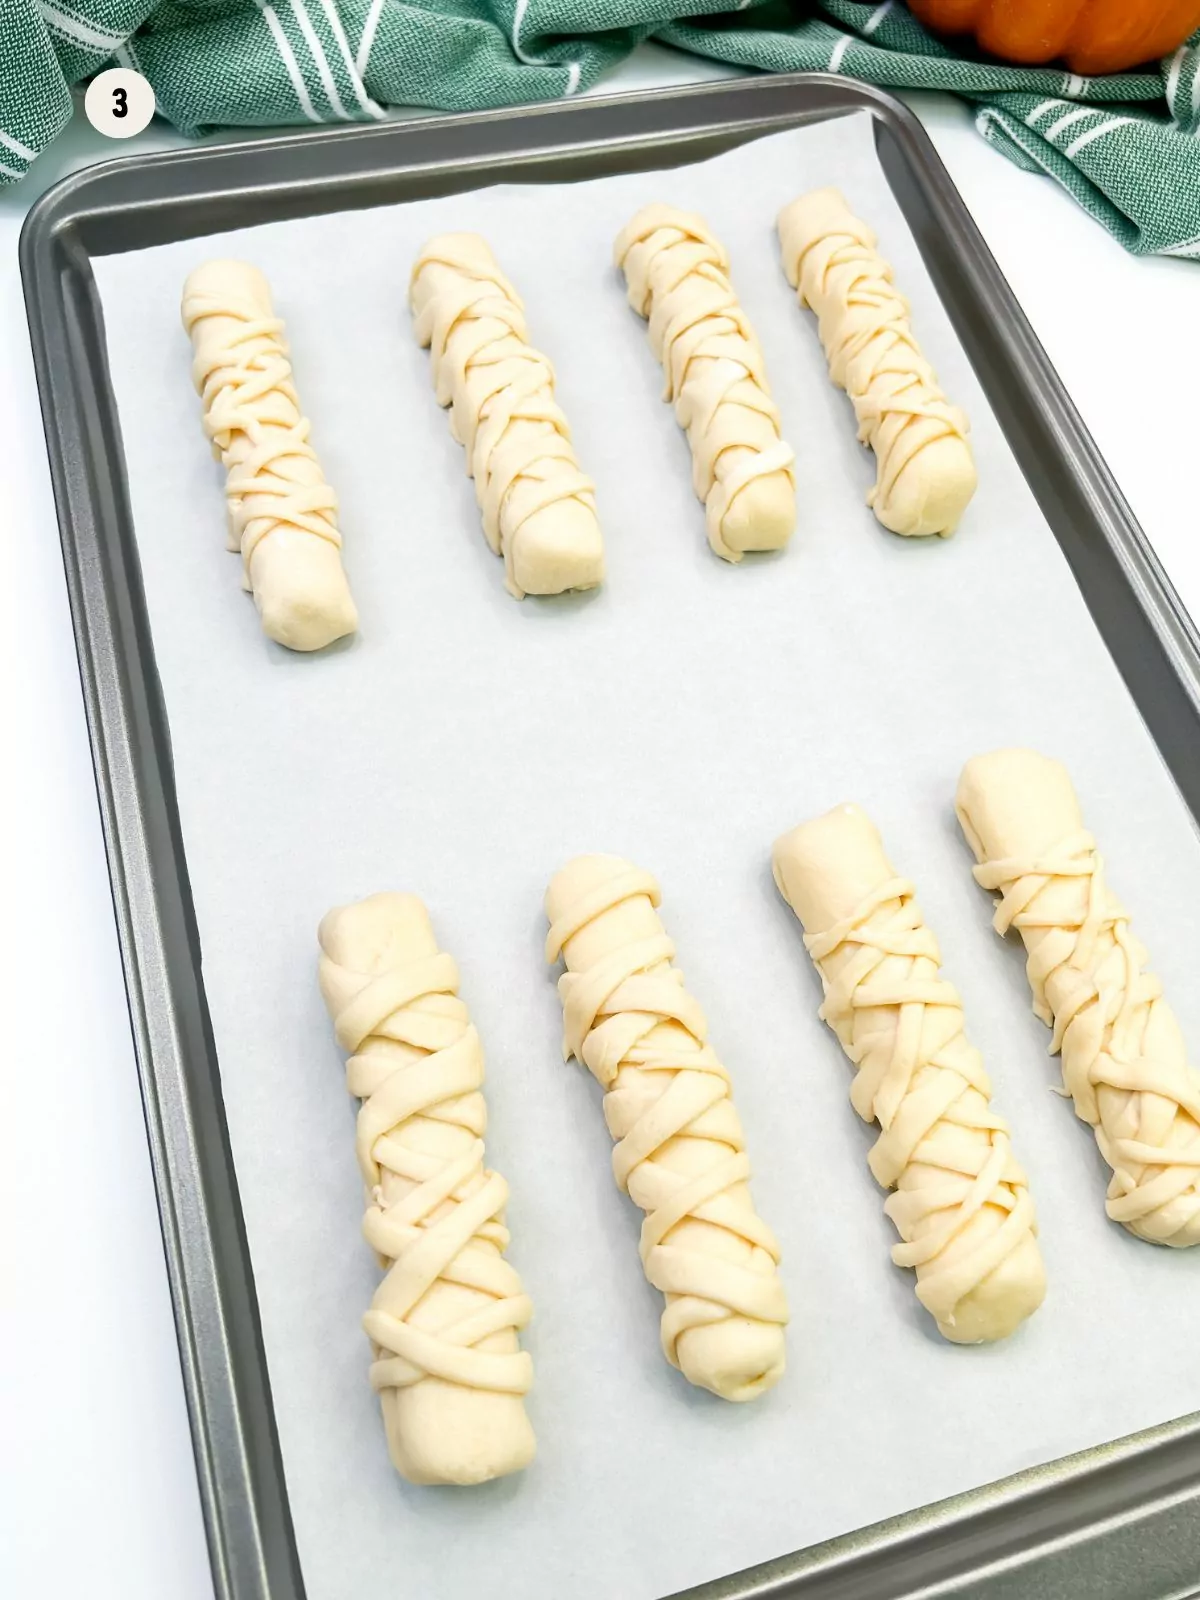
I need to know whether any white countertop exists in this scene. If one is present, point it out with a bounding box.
[2,46,1197,1600]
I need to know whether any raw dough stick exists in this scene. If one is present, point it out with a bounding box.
[776,188,976,539]
[957,749,1200,1246]
[181,260,358,651]
[409,233,605,599]
[544,855,788,1401]
[613,206,796,562]
[318,893,536,1485]
[773,806,1046,1343]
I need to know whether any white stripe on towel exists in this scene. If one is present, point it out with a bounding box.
[1025,98,1065,126]
[256,0,322,122]
[318,0,384,117]
[354,0,385,75]
[0,128,35,161]
[863,0,894,34]
[512,0,580,98]
[1044,106,1096,140]
[37,2,122,51]
[1064,115,1136,158]
[512,0,547,64]
[1165,45,1188,112]
[287,0,348,119]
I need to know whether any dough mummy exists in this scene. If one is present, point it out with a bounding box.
[318,893,535,1485]
[776,188,976,538]
[613,205,796,562]
[773,806,1046,1343]
[957,749,1200,1247]
[409,233,605,599]
[181,260,358,651]
[544,855,788,1401]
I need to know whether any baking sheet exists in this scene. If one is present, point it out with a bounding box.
[92,113,1200,1600]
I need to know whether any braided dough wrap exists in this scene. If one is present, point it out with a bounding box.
[181,260,358,651]
[318,892,535,1485]
[410,233,605,599]
[613,206,796,562]
[544,855,788,1401]
[773,806,1045,1343]
[776,188,976,539]
[957,749,1200,1247]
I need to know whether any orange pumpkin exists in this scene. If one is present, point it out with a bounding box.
[906,0,1200,74]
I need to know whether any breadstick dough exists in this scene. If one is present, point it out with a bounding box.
[957,749,1200,1247]
[318,892,535,1484]
[773,806,1045,1343]
[410,233,605,599]
[545,855,788,1401]
[181,260,358,651]
[777,188,976,539]
[614,205,796,562]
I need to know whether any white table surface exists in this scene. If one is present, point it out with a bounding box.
[2,44,1197,1600]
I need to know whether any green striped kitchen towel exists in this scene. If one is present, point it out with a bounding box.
[661,2,1200,258]
[3,0,1198,259]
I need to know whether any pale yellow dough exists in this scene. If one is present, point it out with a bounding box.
[544,855,788,1401]
[776,188,977,538]
[181,260,358,651]
[410,233,605,599]
[957,749,1200,1246]
[318,893,536,1485]
[614,205,796,562]
[773,806,1045,1343]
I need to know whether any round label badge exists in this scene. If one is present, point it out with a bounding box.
[84,68,156,139]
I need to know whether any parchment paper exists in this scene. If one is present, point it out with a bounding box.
[93,114,1200,1600]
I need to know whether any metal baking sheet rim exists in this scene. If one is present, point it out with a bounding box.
[19,73,1200,1600]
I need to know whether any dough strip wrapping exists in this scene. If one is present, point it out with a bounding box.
[182,259,358,651]
[957,748,1200,1246]
[319,892,536,1484]
[776,187,976,538]
[773,804,1045,1342]
[614,205,796,562]
[410,232,605,599]
[545,854,788,1401]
